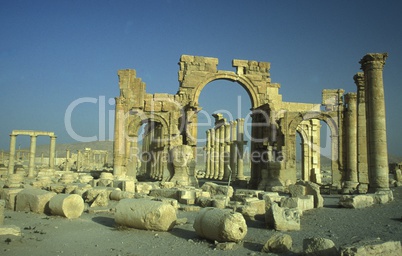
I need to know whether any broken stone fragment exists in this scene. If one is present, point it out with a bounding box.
[339,238,401,256]
[295,180,324,208]
[339,195,374,209]
[265,203,300,231]
[49,194,84,219]
[15,188,56,214]
[201,182,233,198]
[0,225,21,237]
[193,207,247,243]
[262,233,292,253]
[303,237,338,256]
[115,198,177,231]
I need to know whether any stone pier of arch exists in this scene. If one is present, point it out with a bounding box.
[112,53,391,195]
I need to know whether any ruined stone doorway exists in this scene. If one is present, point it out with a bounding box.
[295,119,333,185]
[197,79,252,178]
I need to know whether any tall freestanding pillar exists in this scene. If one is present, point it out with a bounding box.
[28,135,37,177]
[8,134,17,174]
[205,130,211,179]
[359,53,389,192]
[209,129,215,179]
[354,72,369,193]
[343,93,358,192]
[49,135,56,169]
[236,118,245,181]
[230,121,238,178]
[223,124,231,180]
[113,97,126,177]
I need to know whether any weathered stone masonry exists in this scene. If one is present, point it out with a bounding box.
[113,53,390,193]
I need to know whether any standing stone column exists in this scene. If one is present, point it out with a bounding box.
[208,129,215,179]
[28,135,37,177]
[223,124,231,180]
[8,134,17,174]
[64,149,71,172]
[236,118,245,181]
[218,125,225,180]
[230,121,238,178]
[302,142,310,181]
[359,53,389,192]
[49,135,56,169]
[205,130,211,179]
[354,72,369,193]
[113,97,126,177]
[77,150,81,171]
[343,93,358,192]
[213,127,220,179]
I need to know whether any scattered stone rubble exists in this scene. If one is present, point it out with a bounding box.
[0,53,401,254]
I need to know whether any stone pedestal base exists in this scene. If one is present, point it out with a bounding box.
[341,181,359,194]
[357,183,369,194]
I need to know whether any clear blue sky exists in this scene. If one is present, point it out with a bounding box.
[1,1,401,155]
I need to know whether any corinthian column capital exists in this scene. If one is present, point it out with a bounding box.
[359,53,388,71]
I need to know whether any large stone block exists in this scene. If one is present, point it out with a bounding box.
[0,188,23,210]
[339,195,374,209]
[296,180,324,208]
[85,187,115,207]
[288,184,306,197]
[15,188,56,214]
[201,182,233,198]
[193,207,247,243]
[281,195,314,214]
[265,203,300,231]
[115,198,177,232]
[109,189,134,201]
[340,239,401,256]
[149,188,179,200]
[233,189,264,202]
[49,194,85,219]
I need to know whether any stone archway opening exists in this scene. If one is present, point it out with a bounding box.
[197,79,253,180]
[319,120,333,185]
[135,120,169,181]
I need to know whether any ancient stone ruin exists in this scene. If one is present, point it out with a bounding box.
[1,53,401,254]
[112,53,392,195]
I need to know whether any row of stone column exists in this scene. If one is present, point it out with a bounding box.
[140,122,168,181]
[298,119,321,183]
[204,118,246,181]
[343,53,389,193]
[8,134,56,177]
[67,149,108,172]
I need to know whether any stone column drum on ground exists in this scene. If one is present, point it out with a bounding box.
[49,194,84,219]
[359,53,389,192]
[115,198,177,231]
[193,207,247,242]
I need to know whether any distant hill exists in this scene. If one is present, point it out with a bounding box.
[31,141,113,158]
[17,140,402,164]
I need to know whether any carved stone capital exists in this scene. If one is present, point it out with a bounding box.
[359,53,388,71]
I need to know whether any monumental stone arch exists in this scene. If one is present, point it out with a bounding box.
[289,110,343,187]
[113,53,391,194]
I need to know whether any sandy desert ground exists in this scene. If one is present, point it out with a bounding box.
[1,184,401,256]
